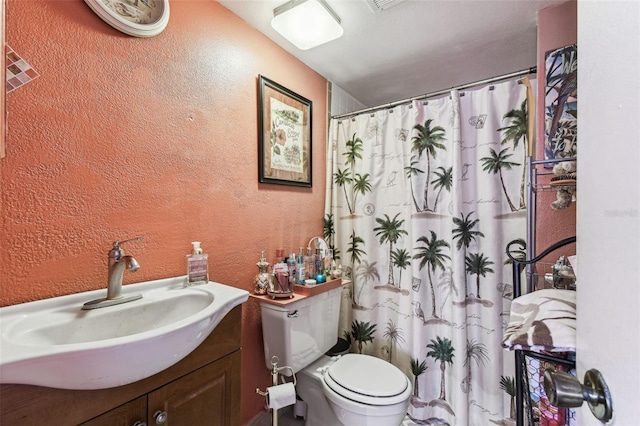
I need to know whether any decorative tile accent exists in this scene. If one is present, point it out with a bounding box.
[6,44,39,93]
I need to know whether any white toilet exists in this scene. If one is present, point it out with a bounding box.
[260,286,411,426]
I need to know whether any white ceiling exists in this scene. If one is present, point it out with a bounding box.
[218,0,566,109]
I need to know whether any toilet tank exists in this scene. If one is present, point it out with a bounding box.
[260,285,342,374]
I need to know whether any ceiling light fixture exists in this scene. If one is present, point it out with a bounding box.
[271,0,343,50]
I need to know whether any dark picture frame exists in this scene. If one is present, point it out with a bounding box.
[258,75,312,187]
[544,44,577,162]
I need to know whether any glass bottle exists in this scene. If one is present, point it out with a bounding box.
[253,251,273,295]
[304,247,314,280]
[296,248,306,284]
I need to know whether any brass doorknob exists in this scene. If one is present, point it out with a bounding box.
[543,368,613,423]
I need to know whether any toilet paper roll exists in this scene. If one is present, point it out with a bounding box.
[266,382,296,410]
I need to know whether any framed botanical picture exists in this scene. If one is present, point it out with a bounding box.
[258,75,312,187]
[83,0,170,38]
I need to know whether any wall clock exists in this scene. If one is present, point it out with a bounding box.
[84,0,169,38]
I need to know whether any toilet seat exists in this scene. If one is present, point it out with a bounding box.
[323,354,410,405]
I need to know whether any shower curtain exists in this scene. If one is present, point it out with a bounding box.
[325,78,529,425]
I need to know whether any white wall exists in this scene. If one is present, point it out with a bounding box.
[577,0,640,424]
[329,82,367,116]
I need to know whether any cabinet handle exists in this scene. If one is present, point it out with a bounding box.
[133,422,147,426]
[154,410,168,425]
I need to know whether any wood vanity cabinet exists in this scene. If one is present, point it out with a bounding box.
[79,396,147,426]
[0,306,242,426]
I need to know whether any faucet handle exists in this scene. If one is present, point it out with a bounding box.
[110,237,143,260]
[112,237,143,250]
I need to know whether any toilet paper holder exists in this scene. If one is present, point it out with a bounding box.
[256,356,297,397]
[256,356,297,426]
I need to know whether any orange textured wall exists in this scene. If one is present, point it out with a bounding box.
[535,0,577,258]
[1,1,327,423]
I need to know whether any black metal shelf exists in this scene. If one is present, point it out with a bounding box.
[506,236,576,426]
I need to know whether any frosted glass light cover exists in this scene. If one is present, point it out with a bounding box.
[271,0,343,50]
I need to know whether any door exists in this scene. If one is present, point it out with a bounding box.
[80,396,147,426]
[577,1,639,424]
[148,350,241,426]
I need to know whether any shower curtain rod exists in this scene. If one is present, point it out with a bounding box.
[331,66,537,120]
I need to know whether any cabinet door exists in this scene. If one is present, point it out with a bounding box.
[80,396,147,426]
[147,350,241,426]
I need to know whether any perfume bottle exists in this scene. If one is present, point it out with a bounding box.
[324,249,334,277]
[304,247,314,280]
[287,252,297,285]
[314,249,323,278]
[253,250,273,295]
[296,248,306,284]
[186,241,209,286]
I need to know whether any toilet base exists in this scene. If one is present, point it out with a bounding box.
[296,355,410,426]
[296,356,342,426]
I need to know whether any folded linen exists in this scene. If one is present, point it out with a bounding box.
[502,289,576,353]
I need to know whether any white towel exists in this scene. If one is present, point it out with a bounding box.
[502,289,576,353]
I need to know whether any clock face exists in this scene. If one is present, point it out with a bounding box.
[101,0,163,25]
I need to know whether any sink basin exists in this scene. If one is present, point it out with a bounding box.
[0,276,249,390]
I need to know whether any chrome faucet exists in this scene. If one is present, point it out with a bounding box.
[83,237,143,310]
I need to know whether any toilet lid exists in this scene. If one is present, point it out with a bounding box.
[324,354,409,404]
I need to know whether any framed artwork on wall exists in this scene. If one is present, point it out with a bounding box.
[83,0,170,38]
[544,44,577,161]
[258,75,312,187]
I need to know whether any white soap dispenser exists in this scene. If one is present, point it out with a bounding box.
[186,241,209,286]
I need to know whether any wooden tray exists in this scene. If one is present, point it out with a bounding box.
[249,278,349,306]
[293,278,343,297]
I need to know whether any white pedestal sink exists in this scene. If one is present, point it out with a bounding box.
[0,276,249,390]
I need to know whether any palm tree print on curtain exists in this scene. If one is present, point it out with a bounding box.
[347,229,368,309]
[323,213,340,262]
[374,213,409,293]
[410,357,428,399]
[326,78,528,425]
[498,100,528,209]
[465,252,495,302]
[481,147,520,212]
[499,375,517,421]
[414,230,450,320]
[427,336,455,415]
[383,319,406,363]
[460,339,490,393]
[355,260,378,309]
[452,212,485,299]
[333,133,372,215]
[411,119,446,212]
[392,248,411,288]
[350,319,376,354]
[431,166,453,211]
[405,156,425,212]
